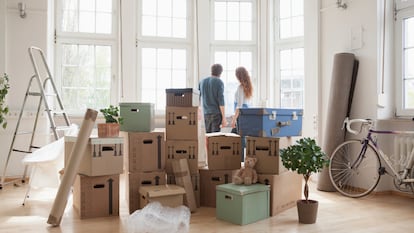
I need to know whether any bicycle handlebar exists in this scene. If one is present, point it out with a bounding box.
[343,117,373,135]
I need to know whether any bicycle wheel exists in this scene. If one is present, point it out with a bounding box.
[329,139,381,198]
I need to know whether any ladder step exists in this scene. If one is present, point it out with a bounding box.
[54,126,72,131]
[28,92,57,97]
[16,131,34,135]
[12,149,33,154]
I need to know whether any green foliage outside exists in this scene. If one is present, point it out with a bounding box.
[0,73,10,129]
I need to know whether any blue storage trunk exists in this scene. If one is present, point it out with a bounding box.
[239,108,303,137]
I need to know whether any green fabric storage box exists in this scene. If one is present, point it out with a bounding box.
[119,102,155,132]
[216,183,270,225]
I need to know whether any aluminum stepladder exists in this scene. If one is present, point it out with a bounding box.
[0,46,71,192]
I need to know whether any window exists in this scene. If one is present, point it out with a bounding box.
[396,2,414,116]
[275,0,304,108]
[212,0,256,116]
[138,0,191,111]
[55,0,118,114]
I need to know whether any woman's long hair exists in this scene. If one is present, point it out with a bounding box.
[235,67,253,98]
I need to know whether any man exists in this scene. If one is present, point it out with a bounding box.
[199,64,227,133]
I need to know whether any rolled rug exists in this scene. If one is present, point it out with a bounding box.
[317,53,359,192]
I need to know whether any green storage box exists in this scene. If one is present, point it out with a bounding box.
[119,102,155,132]
[216,183,270,225]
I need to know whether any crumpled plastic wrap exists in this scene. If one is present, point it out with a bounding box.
[127,202,191,233]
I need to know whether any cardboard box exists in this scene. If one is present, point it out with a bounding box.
[206,132,242,170]
[165,106,198,140]
[216,183,270,225]
[165,140,198,174]
[167,172,200,208]
[166,88,200,107]
[122,131,165,172]
[199,167,234,207]
[73,174,119,219]
[245,136,286,174]
[258,171,302,216]
[65,136,124,176]
[239,108,303,137]
[125,171,166,214]
[139,184,186,209]
[119,102,155,132]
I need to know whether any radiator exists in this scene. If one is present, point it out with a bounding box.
[393,135,414,171]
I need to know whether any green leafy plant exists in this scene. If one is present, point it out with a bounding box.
[99,105,123,124]
[280,137,329,202]
[0,73,10,129]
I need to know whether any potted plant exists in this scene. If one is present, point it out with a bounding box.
[97,105,123,138]
[0,73,10,129]
[279,137,329,224]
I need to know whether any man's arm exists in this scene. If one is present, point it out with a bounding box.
[220,106,227,128]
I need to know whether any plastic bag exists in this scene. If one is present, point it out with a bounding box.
[127,202,191,233]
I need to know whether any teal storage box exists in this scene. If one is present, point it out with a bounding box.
[239,108,303,137]
[216,183,270,225]
[119,102,155,132]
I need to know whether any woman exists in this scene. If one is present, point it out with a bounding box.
[231,66,253,133]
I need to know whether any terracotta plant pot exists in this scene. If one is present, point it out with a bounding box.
[297,199,318,224]
[97,123,120,138]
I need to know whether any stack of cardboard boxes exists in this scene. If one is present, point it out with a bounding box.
[164,88,201,208]
[239,108,304,216]
[64,136,124,219]
[199,132,241,207]
[119,102,170,214]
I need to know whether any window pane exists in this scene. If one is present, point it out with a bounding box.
[214,0,253,41]
[404,79,414,108]
[213,50,253,116]
[405,17,414,47]
[279,0,303,39]
[96,13,112,34]
[141,0,186,39]
[61,44,112,113]
[280,48,304,108]
[141,48,187,110]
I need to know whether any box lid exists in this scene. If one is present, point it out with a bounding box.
[166,88,200,94]
[239,108,303,117]
[119,102,154,107]
[205,132,240,138]
[139,185,186,198]
[216,183,269,195]
[65,136,124,144]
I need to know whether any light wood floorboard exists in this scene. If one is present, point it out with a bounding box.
[1,175,414,233]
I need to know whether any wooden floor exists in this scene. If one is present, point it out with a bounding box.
[1,175,414,233]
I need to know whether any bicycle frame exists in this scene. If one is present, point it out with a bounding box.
[346,118,414,183]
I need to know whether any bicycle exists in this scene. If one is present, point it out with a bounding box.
[328,117,414,198]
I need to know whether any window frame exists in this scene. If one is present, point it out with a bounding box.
[274,0,304,109]
[136,0,193,113]
[54,0,119,116]
[395,5,414,117]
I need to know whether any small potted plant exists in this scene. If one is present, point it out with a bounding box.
[0,73,10,129]
[97,105,123,137]
[279,137,329,224]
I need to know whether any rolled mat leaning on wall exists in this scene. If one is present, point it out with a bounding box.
[317,53,359,192]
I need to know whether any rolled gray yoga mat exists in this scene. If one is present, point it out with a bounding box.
[317,53,359,192]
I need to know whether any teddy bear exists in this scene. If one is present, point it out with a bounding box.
[233,156,258,185]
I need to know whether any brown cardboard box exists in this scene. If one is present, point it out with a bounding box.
[165,106,198,140]
[199,167,235,207]
[65,136,124,176]
[122,131,165,172]
[125,171,166,214]
[245,136,285,174]
[167,172,200,208]
[166,88,200,107]
[73,174,120,219]
[206,132,242,170]
[165,140,198,174]
[139,184,186,208]
[258,171,302,216]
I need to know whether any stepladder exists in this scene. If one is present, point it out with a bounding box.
[0,46,71,193]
